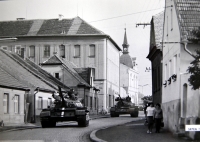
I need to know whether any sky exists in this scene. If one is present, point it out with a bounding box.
[0,0,165,96]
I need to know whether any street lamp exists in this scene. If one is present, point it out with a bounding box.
[138,84,148,95]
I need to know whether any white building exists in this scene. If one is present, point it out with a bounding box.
[120,29,139,105]
[162,0,200,139]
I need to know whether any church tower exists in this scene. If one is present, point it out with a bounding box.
[122,28,129,54]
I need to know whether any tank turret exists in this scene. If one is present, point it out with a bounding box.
[110,94,139,117]
[40,86,89,128]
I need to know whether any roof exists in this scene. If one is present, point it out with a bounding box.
[120,54,135,68]
[0,49,70,92]
[0,17,103,37]
[0,17,121,51]
[0,67,29,91]
[41,55,91,87]
[152,11,164,49]
[175,0,200,40]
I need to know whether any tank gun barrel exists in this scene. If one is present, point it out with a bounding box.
[58,86,66,107]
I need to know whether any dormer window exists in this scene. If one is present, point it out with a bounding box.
[55,73,60,80]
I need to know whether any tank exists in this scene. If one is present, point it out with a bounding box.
[110,95,139,117]
[40,86,89,128]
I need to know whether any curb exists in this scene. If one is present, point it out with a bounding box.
[90,129,108,142]
[0,115,110,133]
[90,118,144,142]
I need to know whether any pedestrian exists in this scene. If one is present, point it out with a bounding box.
[146,103,155,134]
[154,103,163,133]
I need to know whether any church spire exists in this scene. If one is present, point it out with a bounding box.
[122,28,129,54]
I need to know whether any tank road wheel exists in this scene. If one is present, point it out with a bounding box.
[50,121,56,127]
[130,111,139,117]
[110,112,116,117]
[41,121,49,128]
[78,115,89,127]
[115,113,119,117]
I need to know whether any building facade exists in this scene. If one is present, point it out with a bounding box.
[0,16,121,112]
[120,29,139,105]
[147,12,164,104]
[162,0,200,139]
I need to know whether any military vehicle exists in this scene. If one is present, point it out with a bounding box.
[40,87,89,128]
[110,95,139,117]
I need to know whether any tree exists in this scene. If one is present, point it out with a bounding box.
[189,27,200,44]
[187,50,200,90]
[187,27,200,90]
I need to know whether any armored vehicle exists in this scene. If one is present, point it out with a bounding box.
[40,87,89,128]
[110,95,139,117]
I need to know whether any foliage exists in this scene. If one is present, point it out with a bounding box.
[141,95,152,106]
[189,27,200,43]
[187,50,200,90]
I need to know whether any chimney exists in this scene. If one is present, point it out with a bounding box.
[58,14,63,21]
[17,18,25,21]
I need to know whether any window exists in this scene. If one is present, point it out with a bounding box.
[38,97,43,109]
[74,45,80,57]
[15,46,21,55]
[164,64,167,80]
[3,93,8,114]
[47,98,52,107]
[173,55,177,74]
[2,46,8,50]
[59,44,65,58]
[55,73,60,80]
[94,97,97,110]
[89,44,95,57]
[14,95,19,114]
[90,97,92,109]
[44,45,50,57]
[169,60,172,77]
[109,95,112,107]
[171,9,173,31]
[29,46,35,57]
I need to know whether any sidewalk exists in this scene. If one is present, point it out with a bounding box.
[91,119,196,142]
[0,113,110,133]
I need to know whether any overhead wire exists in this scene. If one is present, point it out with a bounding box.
[17,6,165,35]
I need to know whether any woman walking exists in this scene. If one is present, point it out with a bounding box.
[154,103,163,133]
[146,103,155,134]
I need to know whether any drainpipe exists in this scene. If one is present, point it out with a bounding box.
[181,38,195,58]
[33,87,39,123]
